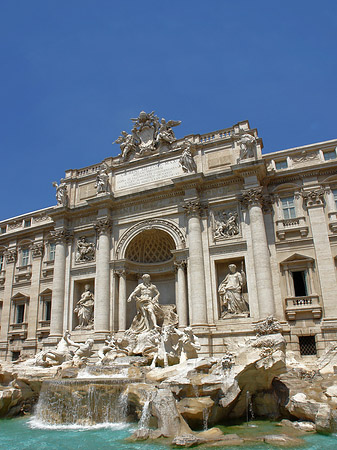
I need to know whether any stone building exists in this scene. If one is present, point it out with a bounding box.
[0,111,337,361]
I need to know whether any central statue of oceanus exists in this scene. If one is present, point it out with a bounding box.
[114,111,181,161]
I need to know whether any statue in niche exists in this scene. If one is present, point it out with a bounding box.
[179,139,197,173]
[127,274,161,332]
[95,165,109,194]
[218,263,249,317]
[114,129,139,161]
[211,210,239,239]
[75,236,95,262]
[52,181,68,207]
[74,284,94,329]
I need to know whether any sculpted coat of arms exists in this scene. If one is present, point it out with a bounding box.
[114,111,181,161]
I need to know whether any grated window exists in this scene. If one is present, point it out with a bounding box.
[299,335,317,356]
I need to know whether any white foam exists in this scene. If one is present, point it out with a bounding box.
[28,417,131,431]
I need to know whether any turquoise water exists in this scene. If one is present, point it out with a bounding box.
[1,418,337,450]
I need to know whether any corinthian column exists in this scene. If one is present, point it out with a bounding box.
[94,218,112,334]
[174,260,188,328]
[49,229,70,337]
[183,200,208,326]
[241,188,275,317]
[116,269,127,332]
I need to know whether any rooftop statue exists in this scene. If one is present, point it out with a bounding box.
[95,165,109,194]
[114,111,181,161]
[52,180,68,207]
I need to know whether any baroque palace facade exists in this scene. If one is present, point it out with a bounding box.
[1,112,337,361]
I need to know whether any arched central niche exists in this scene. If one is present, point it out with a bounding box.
[125,229,175,263]
[124,229,176,327]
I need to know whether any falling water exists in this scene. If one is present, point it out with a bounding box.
[246,391,256,427]
[116,387,129,422]
[202,408,209,431]
[34,379,131,426]
[138,393,153,430]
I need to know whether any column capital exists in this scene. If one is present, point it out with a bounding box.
[174,259,187,271]
[115,269,127,277]
[182,200,208,217]
[30,242,44,259]
[302,188,325,208]
[94,218,112,235]
[49,228,73,244]
[239,187,271,212]
[4,248,17,264]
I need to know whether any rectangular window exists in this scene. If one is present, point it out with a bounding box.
[0,254,3,271]
[44,300,51,321]
[292,271,308,296]
[299,336,317,356]
[0,226,6,234]
[24,219,31,228]
[281,196,296,219]
[49,243,56,261]
[324,150,336,161]
[276,160,288,170]
[16,304,25,324]
[21,249,29,266]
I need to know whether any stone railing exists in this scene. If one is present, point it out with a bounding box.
[285,295,322,320]
[73,164,102,178]
[14,265,32,283]
[198,128,233,143]
[8,322,28,339]
[276,216,309,240]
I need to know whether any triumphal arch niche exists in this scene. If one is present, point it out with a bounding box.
[116,219,187,331]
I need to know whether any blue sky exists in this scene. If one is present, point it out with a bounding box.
[1,1,336,220]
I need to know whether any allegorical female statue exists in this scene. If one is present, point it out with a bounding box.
[218,263,249,317]
[74,285,94,329]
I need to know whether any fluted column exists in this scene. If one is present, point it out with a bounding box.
[174,260,188,328]
[117,269,127,332]
[0,248,17,348]
[183,200,208,326]
[26,242,44,342]
[302,188,337,318]
[49,229,70,337]
[241,188,275,317]
[94,218,112,333]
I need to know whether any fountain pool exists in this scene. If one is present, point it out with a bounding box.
[1,418,337,450]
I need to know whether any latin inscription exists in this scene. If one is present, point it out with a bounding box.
[115,158,182,190]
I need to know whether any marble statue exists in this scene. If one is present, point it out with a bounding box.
[114,111,181,160]
[97,334,127,363]
[127,274,161,332]
[218,264,248,317]
[237,133,256,160]
[114,129,139,161]
[211,210,239,239]
[95,165,109,193]
[35,330,73,366]
[52,181,68,207]
[179,139,197,173]
[75,236,95,262]
[63,332,94,366]
[156,118,181,145]
[74,285,94,329]
[177,326,201,363]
